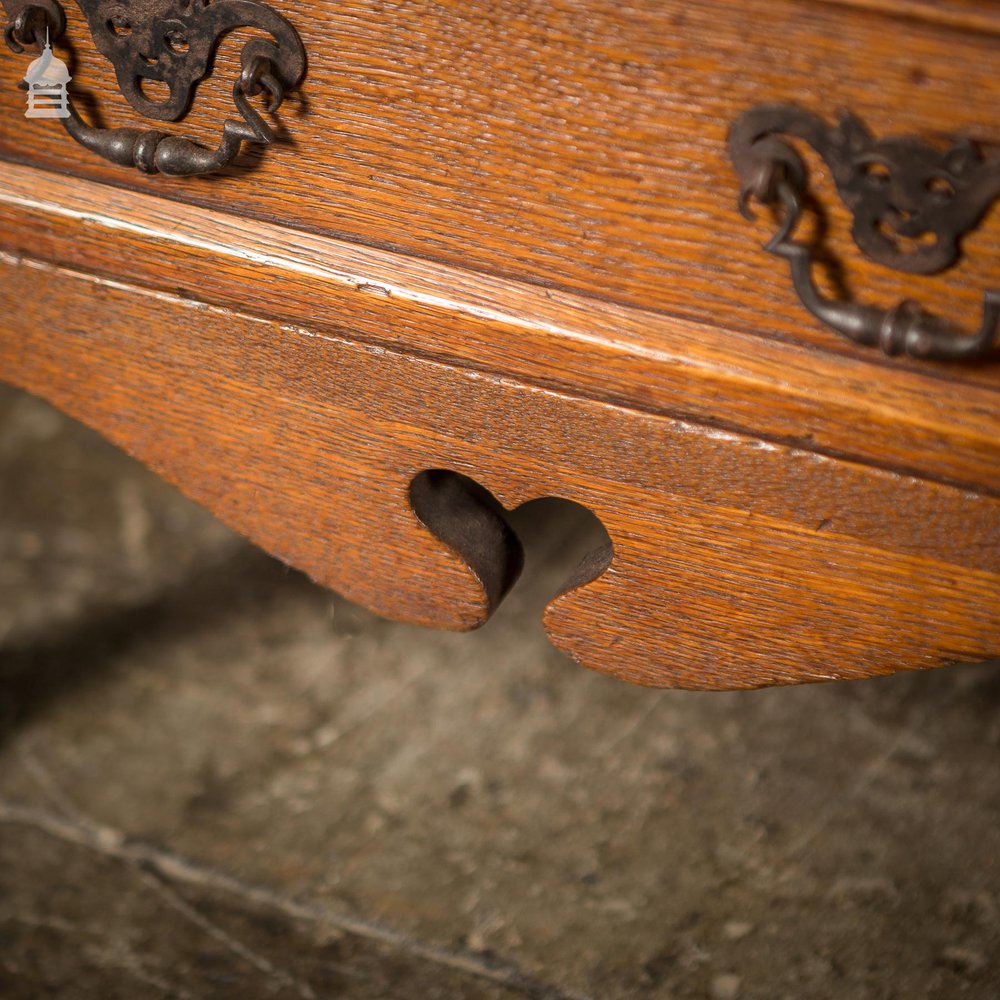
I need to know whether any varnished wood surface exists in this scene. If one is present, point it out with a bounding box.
[1,252,997,689]
[0,0,999,387]
[1,0,998,688]
[1,163,998,498]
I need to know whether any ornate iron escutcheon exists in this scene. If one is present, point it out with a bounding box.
[3,0,305,176]
[729,103,1000,362]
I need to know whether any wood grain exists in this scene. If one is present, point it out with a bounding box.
[0,252,997,689]
[1,0,999,386]
[0,164,998,498]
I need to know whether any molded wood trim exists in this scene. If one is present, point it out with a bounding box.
[0,163,997,496]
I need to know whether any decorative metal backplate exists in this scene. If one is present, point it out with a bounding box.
[730,104,1000,276]
[3,0,306,176]
[76,0,305,122]
[729,103,1000,362]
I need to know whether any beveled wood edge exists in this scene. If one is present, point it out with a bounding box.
[0,161,997,495]
[816,0,1000,36]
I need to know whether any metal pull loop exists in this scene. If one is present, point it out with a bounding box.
[3,0,305,177]
[729,103,1000,362]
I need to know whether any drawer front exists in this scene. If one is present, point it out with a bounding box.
[1,0,999,383]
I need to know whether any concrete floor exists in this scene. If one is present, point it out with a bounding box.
[0,382,998,1000]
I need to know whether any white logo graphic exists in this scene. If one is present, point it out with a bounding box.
[23,29,71,119]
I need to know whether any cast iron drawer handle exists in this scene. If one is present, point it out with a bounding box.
[3,0,305,176]
[729,103,1000,362]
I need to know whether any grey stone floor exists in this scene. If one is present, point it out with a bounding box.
[1,383,998,1000]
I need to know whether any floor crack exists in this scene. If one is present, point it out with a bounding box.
[0,798,593,1000]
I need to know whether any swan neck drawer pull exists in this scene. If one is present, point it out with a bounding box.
[729,103,1000,362]
[3,0,306,177]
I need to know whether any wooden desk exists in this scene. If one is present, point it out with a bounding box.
[1,0,997,688]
